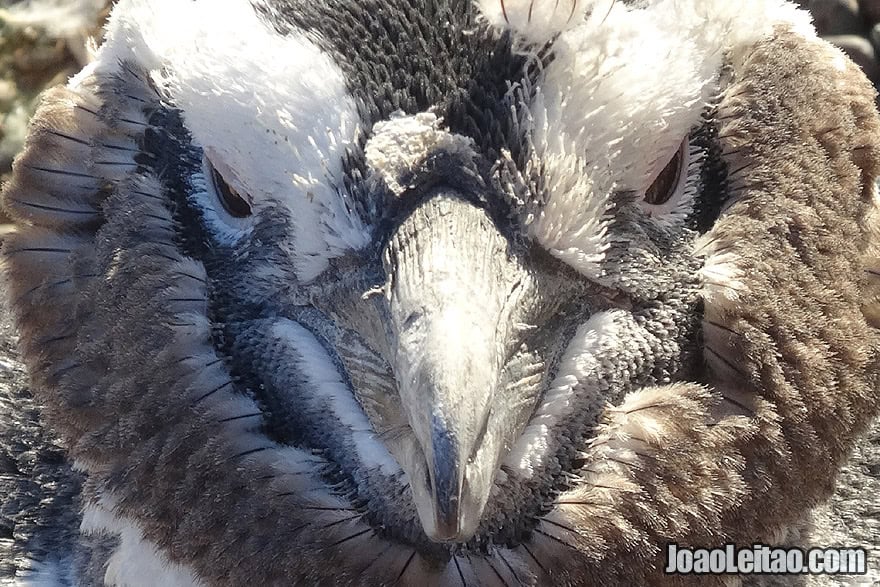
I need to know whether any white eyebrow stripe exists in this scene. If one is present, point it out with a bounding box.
[91,0,371,282]
[526,0,815,279]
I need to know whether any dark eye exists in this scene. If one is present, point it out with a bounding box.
[644,138,688,206]
[207,159,252,218]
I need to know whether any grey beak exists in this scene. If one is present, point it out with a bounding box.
[383,189,528,542]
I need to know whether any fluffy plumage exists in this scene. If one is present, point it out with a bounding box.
[2,0,880,585]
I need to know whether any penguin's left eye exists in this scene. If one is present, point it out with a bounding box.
[207,158,252,218]
[644,138,688,206]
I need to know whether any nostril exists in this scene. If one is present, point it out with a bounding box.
[461,473,470,502]
[423,459,432,493]
[470,406,491,465]
[403,310,422,330]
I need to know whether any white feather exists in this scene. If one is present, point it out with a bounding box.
[81,501,205,587]
[475,0,606,44]
[526,0,815,279]
[505,310,625,477]
[694,233,747,306]
[91,0,370,282]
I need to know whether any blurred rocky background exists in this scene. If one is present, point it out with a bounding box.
[798,0,880,82]
[0,0,109,230]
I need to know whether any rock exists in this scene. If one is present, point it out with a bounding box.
[0,102,30,171]
[860,0,880,25]
[0,79,14,109]
[807,0,865,35]
[870,21,880,55]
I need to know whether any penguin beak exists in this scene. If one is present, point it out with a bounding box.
[382,189,530,542]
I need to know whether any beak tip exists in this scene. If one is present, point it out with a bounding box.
[426,445,467,541]
[413,456,489,543]
[430,501,463,542]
